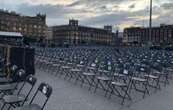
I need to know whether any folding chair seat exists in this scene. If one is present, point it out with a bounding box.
[0,83,17,95]
[131,77,147,82]
[97,76,110,81]
[87,66,96,71]
[0,78,13,84]
[14,104,41,110]
[76,63,85,69]
[13,83,52,110]
[144,74,158,79]
[67,62,73,67]
[111,81,127,87]
[98,70,109,74]
[114,73,126,78]
[59,60,66,64]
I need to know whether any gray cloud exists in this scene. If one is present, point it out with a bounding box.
[81,11,130,25]
[129,4,136,9]
[16,3,93,18]
[0,0,173,31]
[161,3,173,10]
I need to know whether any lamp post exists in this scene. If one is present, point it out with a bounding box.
[149,0,152,45]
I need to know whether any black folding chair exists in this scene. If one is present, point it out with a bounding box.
[94,69,112,97]
[70,68,82,84]
[81,67,96,90]
[13,82,52,110]
[1,74,37,110]
[152,65,169,87]
[131,65,150,98]
[109,68,133,105]
[144,66,161,91]
[0,65,18,85]
[0,66,22,98]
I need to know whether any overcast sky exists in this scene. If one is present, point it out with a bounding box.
[0,0,173,31]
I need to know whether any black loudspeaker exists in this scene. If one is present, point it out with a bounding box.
[9,46,35,77]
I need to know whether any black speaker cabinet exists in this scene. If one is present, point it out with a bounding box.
[9,46,35,77]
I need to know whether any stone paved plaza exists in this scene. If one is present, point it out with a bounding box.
[33,69,173,110]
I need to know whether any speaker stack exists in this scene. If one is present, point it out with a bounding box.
[1,44,35,78]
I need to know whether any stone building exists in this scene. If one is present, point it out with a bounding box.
[0,9,46,42]
[123,25,173,46]
[51,20,116,46]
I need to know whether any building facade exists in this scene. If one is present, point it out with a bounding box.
[45,27,53,46]
[123,25,173,46]
[0,9,46,41]
[123,27,141,46]
[51,20,116,46]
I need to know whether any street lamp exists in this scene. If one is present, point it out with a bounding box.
[149,0,152,45]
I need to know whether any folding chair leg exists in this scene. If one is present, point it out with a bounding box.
[108,86,114,99]
[109,85,123,99]
[104,82,110,97]
[7,106,11,110]
[89,77,95,91]
[94,80,99,93]
[58,69,63,77]
[75,74,80,84]
[156,78,161,90]
[121,87,132,100]
[143,82,149,99]
[80,76,85,88]
[164,74,169,86]
[68,73,73,81]
[1,103,6,110]
[64,71,68,79]
[55,70,59,76]
[121,84,132,105]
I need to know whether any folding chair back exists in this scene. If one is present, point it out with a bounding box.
[10,65,18,78]
[19,75,37,105]
[12,69,26,83]
[30,82,52,110]
[16,69,28,93]
[10,65,18,73]
[26,75,37,86]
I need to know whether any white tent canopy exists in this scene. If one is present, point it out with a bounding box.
[0,31,23,37]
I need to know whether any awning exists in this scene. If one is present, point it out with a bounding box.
[0,31,23,37]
